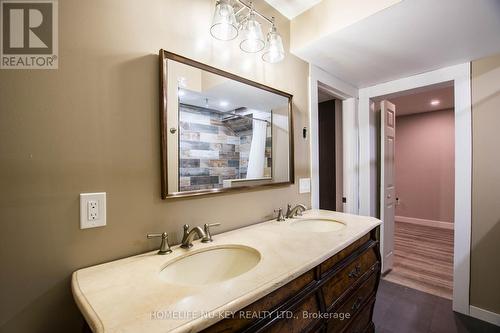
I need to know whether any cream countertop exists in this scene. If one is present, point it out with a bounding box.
[71,209,381,333]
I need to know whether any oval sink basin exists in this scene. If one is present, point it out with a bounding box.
[290,218,346,233]
[159,245,261,285]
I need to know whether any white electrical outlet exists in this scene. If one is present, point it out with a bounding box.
[87,200,98,221]
[80,192,106,229]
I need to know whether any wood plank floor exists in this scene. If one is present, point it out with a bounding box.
[383,221,454,299]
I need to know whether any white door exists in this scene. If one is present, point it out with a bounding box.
[380,100,396,273]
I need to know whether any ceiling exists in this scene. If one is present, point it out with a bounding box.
[264,0,321,19]
[386,85,454,116]
[292,0,500,87]
[179,79,287,113]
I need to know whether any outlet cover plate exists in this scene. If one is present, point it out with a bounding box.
[80,192,106,229]
[299,178,311,194]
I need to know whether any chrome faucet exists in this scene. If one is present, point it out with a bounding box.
[180,224,206,248]
[147,232,172,255]
[286,204,307,218]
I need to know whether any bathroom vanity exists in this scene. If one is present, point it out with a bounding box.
[73,52,381,333]
[72,210,381,333]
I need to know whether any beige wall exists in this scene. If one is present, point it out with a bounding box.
[471,54,500,314]
[0,1,310,332]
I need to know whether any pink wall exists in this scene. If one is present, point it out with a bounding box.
[395,109,455,222]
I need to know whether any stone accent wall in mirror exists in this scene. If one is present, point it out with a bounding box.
[159,50,294,199]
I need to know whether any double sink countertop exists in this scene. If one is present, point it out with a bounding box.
[72,209,381,333]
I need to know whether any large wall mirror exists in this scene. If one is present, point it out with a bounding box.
[159,50,294,199]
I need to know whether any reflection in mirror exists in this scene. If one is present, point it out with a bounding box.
[178,91,272,191]
[160,51,293,198]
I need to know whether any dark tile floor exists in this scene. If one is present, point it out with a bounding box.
[374,280,500,333]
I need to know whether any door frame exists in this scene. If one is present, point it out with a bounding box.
[358,63,472,315]
[309,65,359,213]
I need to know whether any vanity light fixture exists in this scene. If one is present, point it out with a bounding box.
[262,17,284,63]
[210,0,238,41]
[239,4,265,53]
[210,0,285,63]
[430,99,440,106]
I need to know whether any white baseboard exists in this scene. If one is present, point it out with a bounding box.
[395,215,454,230]
[470,306,500,327]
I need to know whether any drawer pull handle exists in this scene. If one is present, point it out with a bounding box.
[351,296,363,311]
[348,264,362,278]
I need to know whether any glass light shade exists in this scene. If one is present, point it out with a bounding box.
[262,27,285,63]
[239,14,265,53]
[210,0,238,41]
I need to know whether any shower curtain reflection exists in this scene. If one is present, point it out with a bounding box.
[246,118,268,179]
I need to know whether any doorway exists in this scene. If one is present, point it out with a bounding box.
[309,65,359,214]
[318,86,344,212]
[358,63,471,314]
[375,83,455,299]
[317,87,344,211]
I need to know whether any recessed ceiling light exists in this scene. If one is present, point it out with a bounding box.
[177,77,187,88]
[430,99,440,106]
[219,100,229,107]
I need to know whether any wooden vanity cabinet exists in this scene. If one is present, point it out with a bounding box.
[202,228,380,333]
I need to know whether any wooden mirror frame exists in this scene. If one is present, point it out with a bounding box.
[159,49,294,199]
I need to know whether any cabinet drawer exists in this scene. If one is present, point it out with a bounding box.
[321,247,378,309]
[337,297,375,333]
[320,234,371,276]
[325,272,377,333]
[201,269,315,333]
[264,293,321,333]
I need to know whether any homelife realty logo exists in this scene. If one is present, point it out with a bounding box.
[1,0,58,69]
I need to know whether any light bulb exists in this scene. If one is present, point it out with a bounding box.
[219,6,229,17]
[240,12,265,53]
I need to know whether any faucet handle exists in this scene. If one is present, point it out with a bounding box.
[147,232,172,255]
[274,208,286,222]
[181,224,190,240]
[202,223,221,243]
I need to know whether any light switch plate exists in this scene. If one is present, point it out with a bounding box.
[80,192,106,229]
[299,178,311,194]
